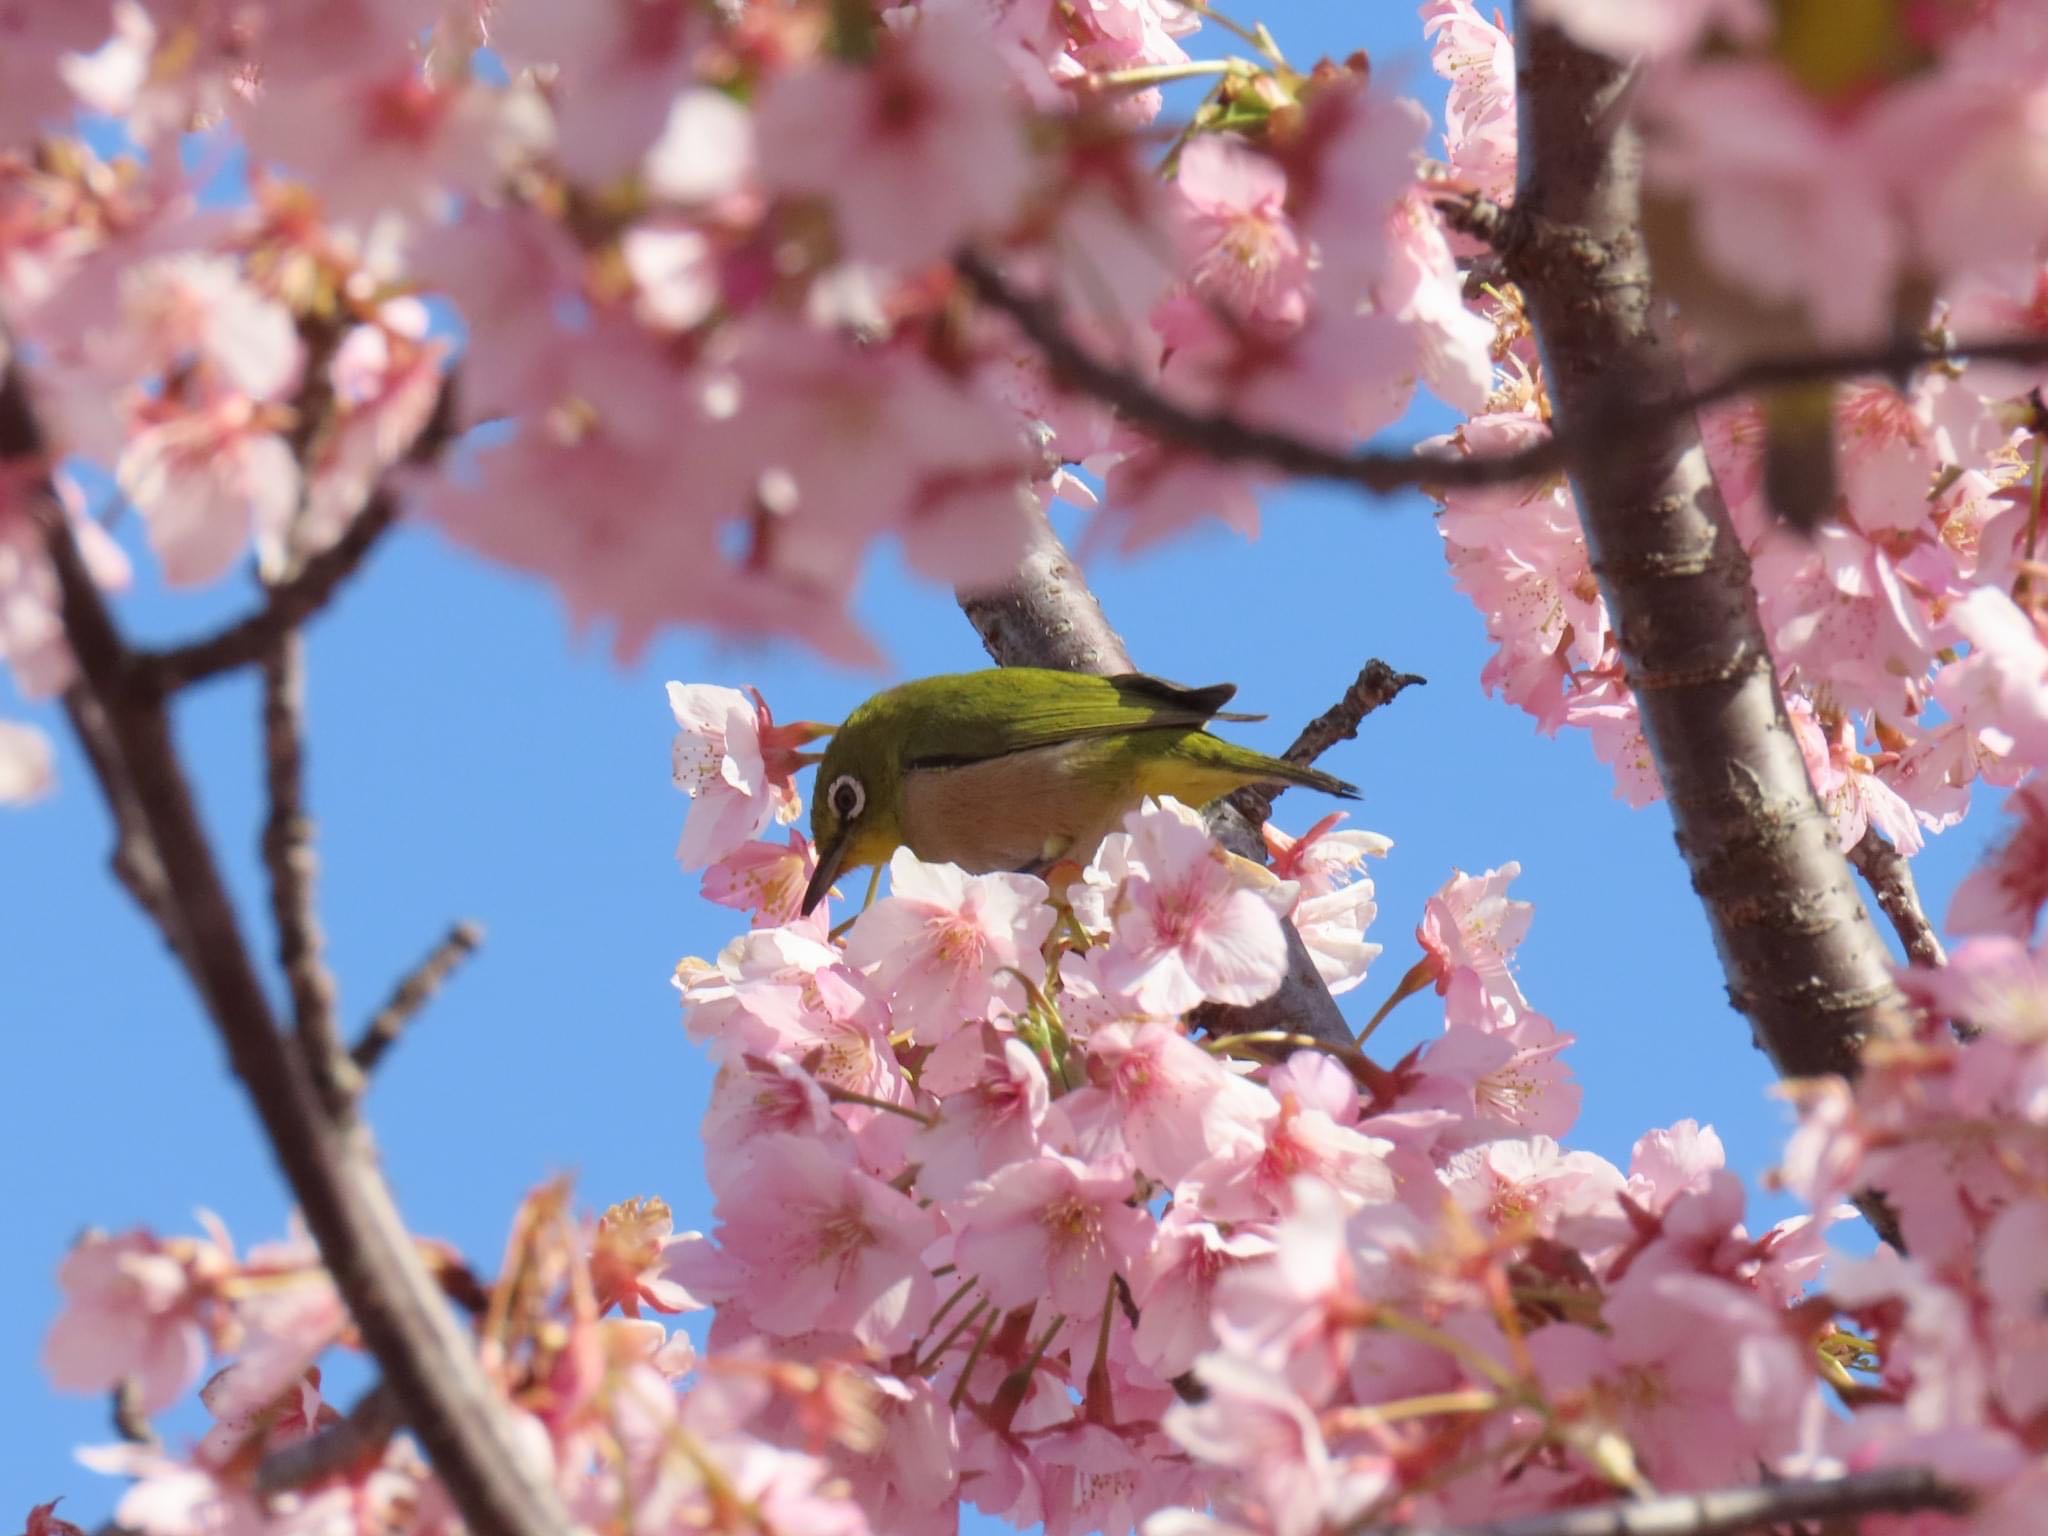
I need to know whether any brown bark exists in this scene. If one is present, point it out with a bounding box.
[1504,20,1908,1080]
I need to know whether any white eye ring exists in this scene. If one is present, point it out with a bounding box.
[828,773,865,821]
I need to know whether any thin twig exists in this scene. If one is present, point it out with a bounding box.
[262,629,356,1107]
[139,375,461,694]
[140,491,400,693]
[13,347,573,1536]
[958,246,2048,503]
[956,248,1547,493]
[352,921,485,1078]
[254,1381,403,1495]
[1228,659,1425,827]
[110,1380,156,1447]
[1346,1465,1967,1536]
[1848,832,1946,970]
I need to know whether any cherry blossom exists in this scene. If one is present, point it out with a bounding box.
[668,683,824,870]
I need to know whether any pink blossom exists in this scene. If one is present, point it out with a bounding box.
[0,4,108,149]
[844,851,1054,1043]
[1528,1271,1808,1488]
[242,68,537,225]
[1643,61,1901,343]
[486,0,706,182]
[1292,880,1385,996]
[709,1133,939,1351]
[1184,1088,1397,1222]
[1627,1119,1727,1209]
[756,13,1031,271]
[1128,1206,1276,1380]
[1170,135,1309,331]
[667,683,822,870]
[1932,588,2048,765]
[1528,0,1765,60]
[1080,1021,1268,1186]
[115,398,300,587]
[1362,194,1495,412]
[702,832,823,930]
[1423,1,1518,204]
[912,1035,1054,1202]
[1898,936,2048,1038]
[1412,1012,1580,1137]
[1091,798,1293,1014]
[1436,412,1605,730]
[1441,1136,1625,1236]
[1786,696,1925,857]
[643,88,755,205]
[1576,674,1674,806]
[952,1153,1152,1316]
[1753,527,1933,722]
[1417,862,1534,1020]
[1262,814,1392,898]
[0,717,53,803]
[1166,1356,1339,1536]
[44,1228,222,1413]
[590,1197,705,1319]
[1948,779,2048,938]
[1979,1199,2048,1420]
[115,255,301,401]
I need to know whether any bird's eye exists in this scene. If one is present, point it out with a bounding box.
[829,774,865,821]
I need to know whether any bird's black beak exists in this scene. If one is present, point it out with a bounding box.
[801,831,849,918]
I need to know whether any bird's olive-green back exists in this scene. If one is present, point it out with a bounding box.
[847,668,1254,768]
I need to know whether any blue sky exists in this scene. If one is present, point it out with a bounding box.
[0,3,2003,1526]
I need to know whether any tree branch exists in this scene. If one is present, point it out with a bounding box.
[353,921,485,1079]
[254,1381,402,1495]
[956,248,1556,495]
[261,629,356,1106]
[138,491,401,693]
[11,354,572,1536]
[1847,833,1946,970]
[1349,1466,1966,1536]
[957,503,1355,1050]
[1504,22,1908,1084]
[959,245,2048,508]
[1227,660,1425,828]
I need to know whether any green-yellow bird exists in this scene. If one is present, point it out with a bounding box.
[799,668,1359,916]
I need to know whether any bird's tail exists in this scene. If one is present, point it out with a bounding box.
[1262,757,1360,800]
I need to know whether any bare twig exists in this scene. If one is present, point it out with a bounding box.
[262,630,356,1106]
[353,921,485,1078]
[139,373,462,694]
[1848,832,1946,970]
[110,1380,156,1447]
[140,491,401,693]
[956,248,1553,494]
[1504,24,1908,1090]
[1347,1465,1967,1536]
[959,245,2048,507]
[254,1381,403,1495]
[1228,659,1425,828]
[14,348,572,1536]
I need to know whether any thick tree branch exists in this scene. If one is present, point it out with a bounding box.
[1350,1466,1966,1536]
[353,921,485,1079]
[11,359,571,1536]
[957,504,1354,1050]
[1848,833,1946,970]
[1504,22,1908,1082]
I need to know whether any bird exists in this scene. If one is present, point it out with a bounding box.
[799,667,1360,916]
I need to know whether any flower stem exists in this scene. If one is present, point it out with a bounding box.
[1356,955,1437,1044]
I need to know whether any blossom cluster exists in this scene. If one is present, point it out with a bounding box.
[0,0,1497,795]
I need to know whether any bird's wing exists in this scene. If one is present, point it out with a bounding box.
[899,670,1260,770]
